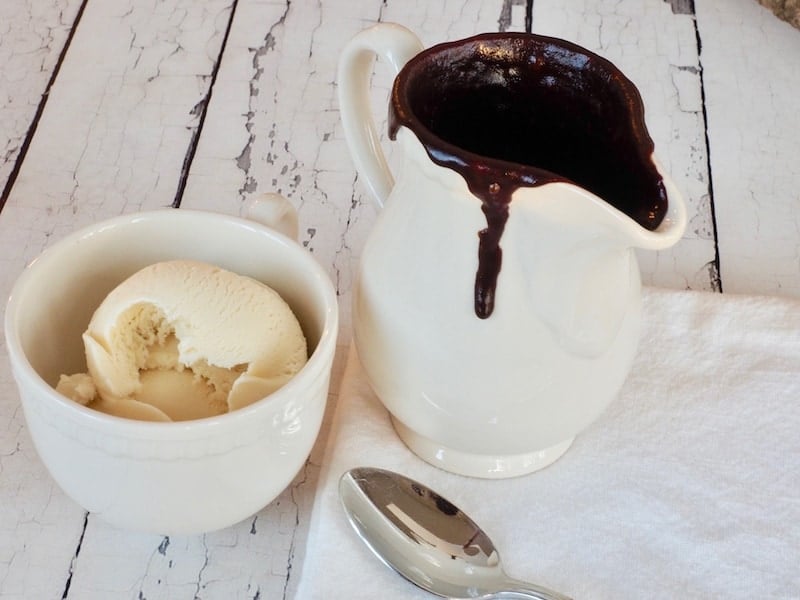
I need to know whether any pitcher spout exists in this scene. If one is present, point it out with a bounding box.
[517,155,687,253]
[505,169,686,359]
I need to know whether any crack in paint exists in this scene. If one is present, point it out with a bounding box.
[281,462,309,600]
[235,1,291,201]
[0,0,90,212]
[331,174,361,297]
[172,0,241,208]
[60,512,89,599]
[689,6,722,291]
[193,535,210,599]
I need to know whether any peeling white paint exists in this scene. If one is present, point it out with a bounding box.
[0,0,84,195]
[532,0,719,290]
[698,0,800,296]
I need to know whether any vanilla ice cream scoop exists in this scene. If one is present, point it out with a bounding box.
[57,260,307,421]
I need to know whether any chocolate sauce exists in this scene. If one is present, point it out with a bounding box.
[388,33,667,319]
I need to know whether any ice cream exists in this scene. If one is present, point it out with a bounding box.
[56,260,308,422]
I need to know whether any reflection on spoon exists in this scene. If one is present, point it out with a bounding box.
[339,467,572,600]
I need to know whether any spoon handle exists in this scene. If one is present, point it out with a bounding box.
[494,577,573,600]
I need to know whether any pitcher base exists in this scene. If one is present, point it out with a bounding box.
[391,417,574,479]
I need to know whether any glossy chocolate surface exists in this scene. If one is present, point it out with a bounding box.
[389,33,667,318]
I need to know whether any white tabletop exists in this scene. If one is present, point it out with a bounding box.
[1,0,798,598]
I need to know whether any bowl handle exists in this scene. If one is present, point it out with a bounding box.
[245,192,299,241]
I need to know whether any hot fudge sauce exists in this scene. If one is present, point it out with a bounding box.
[388,33,668,319]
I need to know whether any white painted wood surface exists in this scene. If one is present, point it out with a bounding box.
[0,0,797,597]
[698,0,800,296]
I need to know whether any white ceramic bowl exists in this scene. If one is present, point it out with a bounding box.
[5,208,338,534]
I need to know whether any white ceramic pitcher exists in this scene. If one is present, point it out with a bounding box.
[338,24,687,478]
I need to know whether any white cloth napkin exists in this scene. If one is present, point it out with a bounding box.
[295,288,800,599]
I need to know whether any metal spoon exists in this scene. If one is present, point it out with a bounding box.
[339,467,572,600]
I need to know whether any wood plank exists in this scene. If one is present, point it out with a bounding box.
[0,0,84,202]
[530,0,720,291]
[696,0,800,297]
[0,1,234,598]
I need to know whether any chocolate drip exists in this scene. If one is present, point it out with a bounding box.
[388,33,668,318]
[475,183,509,319]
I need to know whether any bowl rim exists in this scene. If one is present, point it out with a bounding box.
[4,208,339,444]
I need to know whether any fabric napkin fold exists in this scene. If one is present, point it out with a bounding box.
[295,288,800,599]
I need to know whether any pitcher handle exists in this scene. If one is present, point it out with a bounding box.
[337,24,424,207]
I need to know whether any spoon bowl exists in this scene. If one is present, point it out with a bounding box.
[339,467,571,599]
